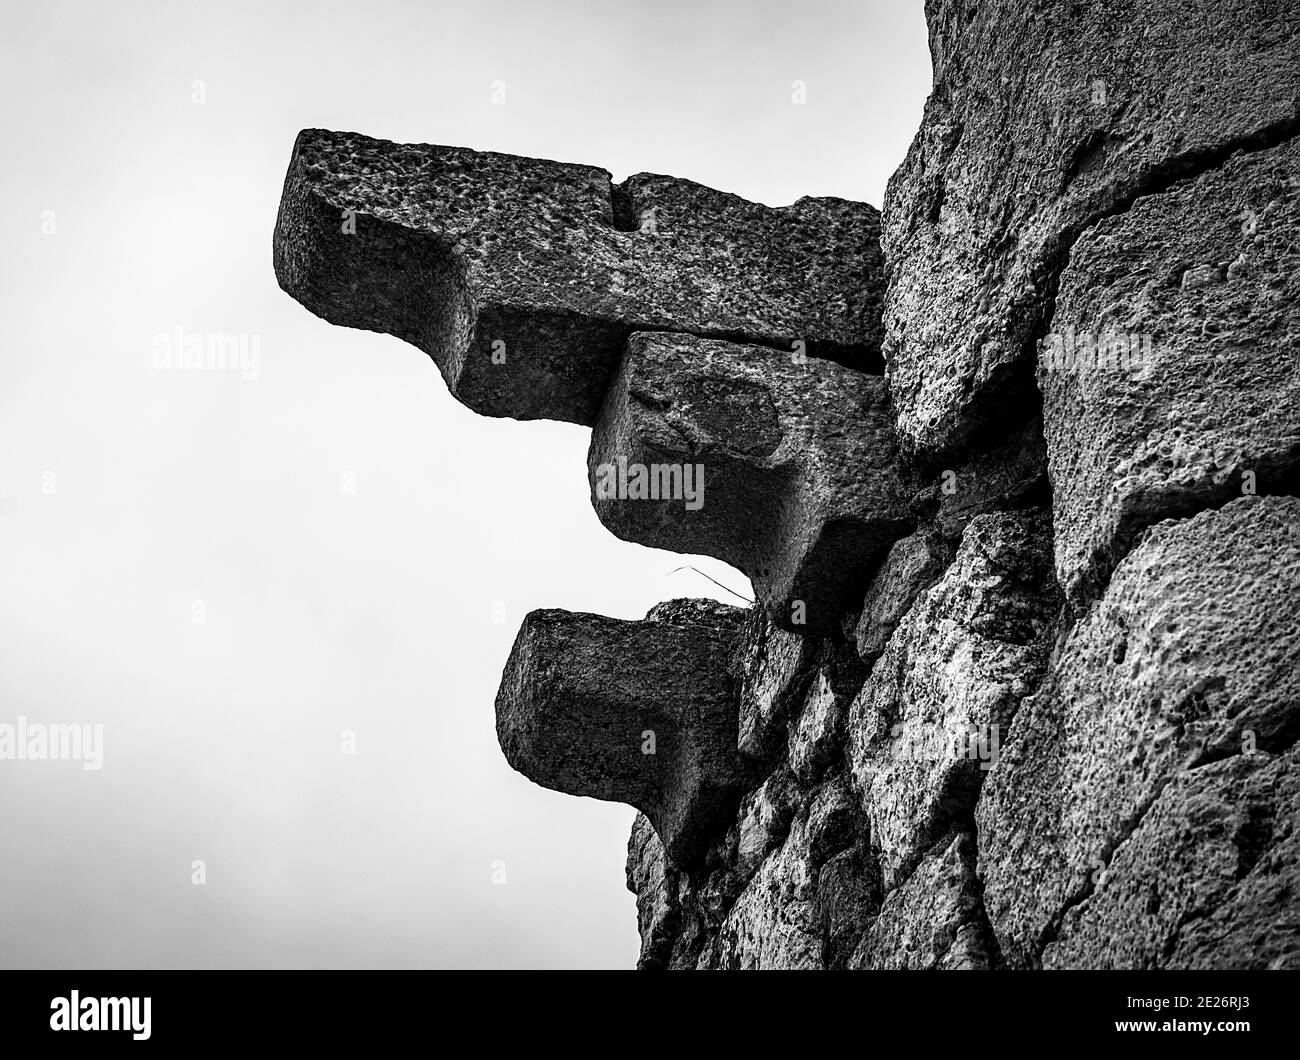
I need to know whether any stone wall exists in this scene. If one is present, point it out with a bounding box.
[274,0,1300,969]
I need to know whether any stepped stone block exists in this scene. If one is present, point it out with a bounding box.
[495,598,754,867]
[883,0,1300,459]
[588,331,911,634]
[274,128,885,425]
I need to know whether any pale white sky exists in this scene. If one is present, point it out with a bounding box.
[0,0,930,968]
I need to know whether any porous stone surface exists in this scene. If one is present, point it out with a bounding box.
[977,497,1300,967]
[1043,747,1300,970]
[495,598,754,866]
[732,609,817,762]
[589,331,911,633]
[848,529,953,665]
[850,510,1059,888]
[1041,137,1300,602]
[708,815,824,969]
[848,833,992,970]
[278,0,1300,974]
[702,772,876,970]
[274,129,884,425]
[883,0,1300,459]
[626,814,679,970]
[788,669,847,784]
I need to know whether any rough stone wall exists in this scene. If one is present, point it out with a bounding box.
[274,0,1300,969]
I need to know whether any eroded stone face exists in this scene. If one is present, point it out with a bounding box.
[274,129,885,425]
[732,609,817,761]
[849,529,953,666]
[625,814,679,970]
[495,598,754,867]
[1043,747,1300,970]
[848,833,992,970]
[702,769,873,967]
[883,0,1300,460]
[589,331,911,633]
[1041,137,1300,603]
[849,510,1059,889]
[977,496,1300,967]
[708,816,824,969]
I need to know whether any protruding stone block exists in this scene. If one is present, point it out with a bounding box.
[495,598,754,867]
[977,496,1300,967]
[274,129,885,425]
[588,331,911,633]
[1041,137,1300,602]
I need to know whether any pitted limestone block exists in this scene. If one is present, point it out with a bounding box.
[733,609,817,761]
[848,529,954,666]
[626,813,679,970]
[274,129,885,425]
[589,331,911,634]
[788,668,849,783]
[977,496,1300,968]
[806,774,859,866]
[1042,137,1300,603]
[849,510,1058,889]
[847,833,992,970]
[735,765,801,882]
[496,598,753,867]
[818,844,881,969]
[709,816,823,969]
[882,0,1300,459]
[1043,747,1300,970]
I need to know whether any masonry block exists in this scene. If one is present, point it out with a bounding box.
[883,0,1299,459]
[274,129,885,425]
[588,331,911,634]
[495,598,755,867]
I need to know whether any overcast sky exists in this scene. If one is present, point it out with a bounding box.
[0,0,930,968]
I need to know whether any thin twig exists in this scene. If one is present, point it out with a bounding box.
[666,565,754,604]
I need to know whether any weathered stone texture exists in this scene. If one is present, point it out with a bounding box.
[977,496,1300,967]
[850,510,1059,888]
[708,816,825,969]
[848,529,953,665]
[734,766,802,881]
[495,599,753,867]
[705,775,876,970]
[848,833,992,970]
[1043,748,1300,970]
[626,814,679,970]
[589,331,911,633]
[275,129,884,425]
[788,669,847,784]
[732,609,817,762]
[1042,137,1300,602]
[883,0,1300,459]
[277,0,1300,975]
